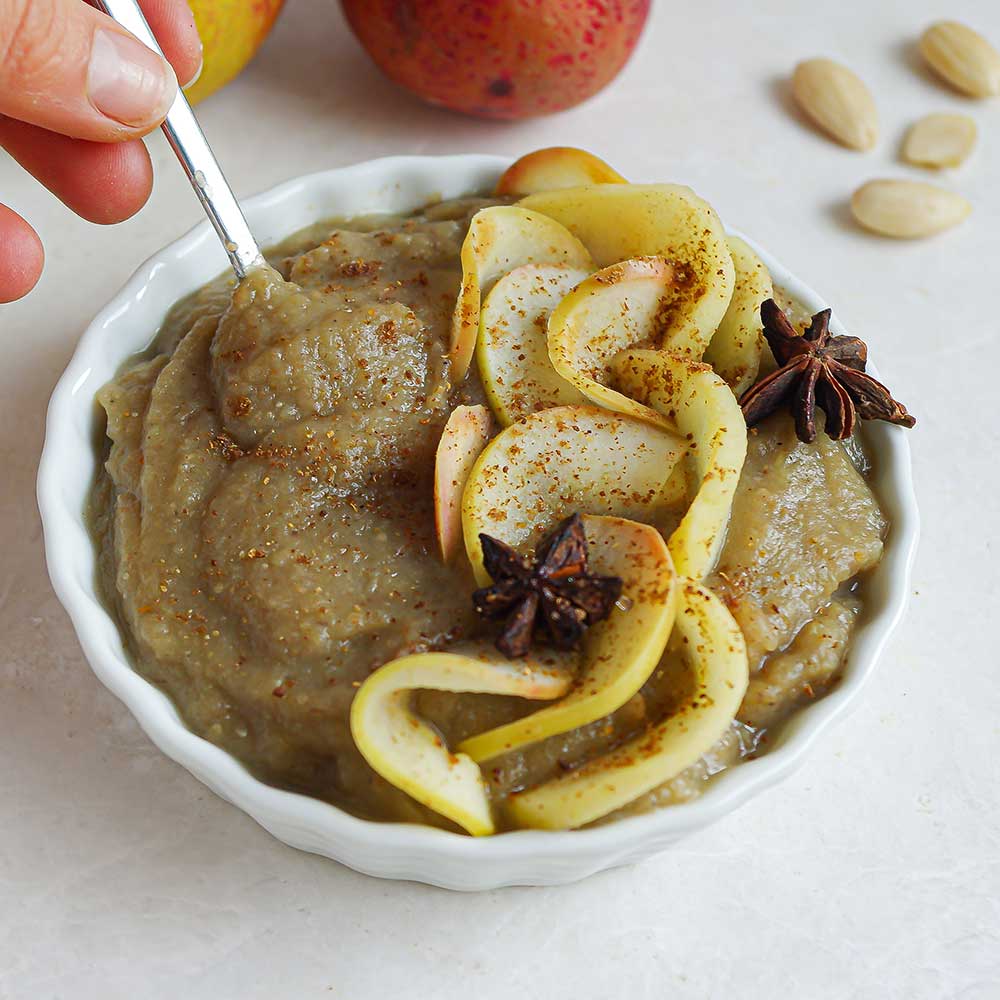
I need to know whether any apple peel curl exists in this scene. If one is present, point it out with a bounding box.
[350,643,574,836]
[505,582,749,831]
[547,256,684,429]
[703,236,774,396]
[611,350,748,581]
[517,184,735,359]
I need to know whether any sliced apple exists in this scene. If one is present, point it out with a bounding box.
[505,582,749,831]
[611,350,748,580]
[458,516,677,762]
[495,147,627,196]
[434,405,495,563]
[462,404,684,586]
[450,206,595,383]
[476,263,590,427]
[547,257,682,428]
[518,184,735,358]
[350,643,573,836]
[703,237,774,396]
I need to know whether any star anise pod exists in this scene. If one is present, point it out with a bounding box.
[739,299,915,444]
[472,514,623,659]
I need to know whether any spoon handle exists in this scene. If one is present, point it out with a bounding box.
[93,0,265,279]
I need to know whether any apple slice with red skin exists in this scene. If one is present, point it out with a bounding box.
[495,147,627,196]
[450,206,594,383]
[434,404,495,563]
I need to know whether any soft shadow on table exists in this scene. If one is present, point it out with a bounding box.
[766,73,823,145]
[890,36,949,91]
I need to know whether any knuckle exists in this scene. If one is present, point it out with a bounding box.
[0,0,71,90]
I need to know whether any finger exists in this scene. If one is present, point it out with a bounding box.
[0,204,44,302]
[139,0,203,89]
[0,117,153,225]
[0,0,177,142]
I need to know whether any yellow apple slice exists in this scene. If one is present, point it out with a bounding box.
[518,184,735,358]
[495,147,627,196]
[611,349,747,580]
[450,206,595,382]
[477,263,589,426]
[505,582,749,831]
[462,404,684,586]
[703,237,774,395]
[434,405,495,563]
[547,257,682,428]
[350,643,573,836]
[458,516,677,762]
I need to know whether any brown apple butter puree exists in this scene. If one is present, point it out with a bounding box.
[91,199,886,830]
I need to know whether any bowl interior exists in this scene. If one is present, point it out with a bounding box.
[37,156,918,889]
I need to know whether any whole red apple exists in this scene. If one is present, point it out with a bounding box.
[340,0,650,119]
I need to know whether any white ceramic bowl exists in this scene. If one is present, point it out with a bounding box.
[37,155,918,890]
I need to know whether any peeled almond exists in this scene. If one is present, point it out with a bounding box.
[477,264,589,426]
[450,206,594,382]
[703,237,774,396]
[495,147,627,196]
[434,405,495,562]
[919,21,1000,98]
[902,113,977,168]
[850,179,971,239]
[547,257,681,429]
[518,184,734,358]
[611,350,747,580]
[505,582,749,831]
[462,405,684,585]
[459,516,677,762]
[791,58,878,151]
[350,644,573,836]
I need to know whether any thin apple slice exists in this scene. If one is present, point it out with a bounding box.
[518,184,735,358]
[450,206,594,382]
[611,350,748,580]
[547,257,684,428]
[458,516,677,762]
[495,147,627,196]
[462,404,684,586]
[703,237,774,395]
[477,263,590,426]
[434,405,495,563]
[505,582,749,831]
[350,643,573,836]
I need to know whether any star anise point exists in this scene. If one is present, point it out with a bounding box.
[472,514,623,659]
[739,299,915,443]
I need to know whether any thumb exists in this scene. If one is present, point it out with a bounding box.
[0,0,178,142]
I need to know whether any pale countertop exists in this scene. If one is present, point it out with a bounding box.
[2,0,998,996]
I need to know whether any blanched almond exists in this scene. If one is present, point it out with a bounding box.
[902,113,977,168]
[850,180,971,238]
[919,21,1000,97]
[791,58,878,150]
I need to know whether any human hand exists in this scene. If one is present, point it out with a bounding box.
[0,0,202,302]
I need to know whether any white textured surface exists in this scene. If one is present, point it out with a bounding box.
[1,0,998,995]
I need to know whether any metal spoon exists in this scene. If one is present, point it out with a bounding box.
[93,0,266,280]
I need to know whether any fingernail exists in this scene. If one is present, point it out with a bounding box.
[182,54,204,92]
[88,29,177,127]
